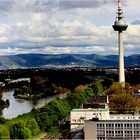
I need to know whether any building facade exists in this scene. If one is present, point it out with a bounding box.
[71,108,110,132]
[71,108,140,139]
[85,120,140,140]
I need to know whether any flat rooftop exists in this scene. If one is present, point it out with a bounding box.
[72,108,109,112]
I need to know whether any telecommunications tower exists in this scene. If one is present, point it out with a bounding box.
[112,0,128,86]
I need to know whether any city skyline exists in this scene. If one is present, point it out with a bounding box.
[0,0,139,55]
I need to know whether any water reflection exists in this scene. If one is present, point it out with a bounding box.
[1,91,33,119]
[1,90,68,119]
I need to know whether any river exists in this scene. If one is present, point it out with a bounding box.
[0,90,69,119]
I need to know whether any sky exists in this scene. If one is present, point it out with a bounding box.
[0,0,140,56]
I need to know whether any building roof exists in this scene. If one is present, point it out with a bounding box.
[72,108,109,112]
[87,95,108,104]
[88,119,140,122]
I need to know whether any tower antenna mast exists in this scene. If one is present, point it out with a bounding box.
[112,0,128,87]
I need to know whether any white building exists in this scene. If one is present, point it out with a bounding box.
[85,120,140,140]
[71,108,110,132]
[70,108,140,139]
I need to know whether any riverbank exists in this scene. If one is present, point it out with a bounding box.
[0,79,106,139]
[0,90,85,139]
[14,86,70,100]
[14,92,45,100]
[1,90,70,119]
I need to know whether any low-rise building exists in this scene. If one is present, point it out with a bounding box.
[71,108,110,132]
[71,108,140,139]
[71,93,140,139]
[85,120,140,140]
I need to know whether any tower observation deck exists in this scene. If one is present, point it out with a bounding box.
[112,0,128,86]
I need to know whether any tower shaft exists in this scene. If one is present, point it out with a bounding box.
[118,31,125,84]
[112,0,128,86]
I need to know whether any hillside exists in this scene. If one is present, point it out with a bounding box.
[0,54,139,68]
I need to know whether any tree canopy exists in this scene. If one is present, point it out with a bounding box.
[109,93,137,114]
[9,122,30,139]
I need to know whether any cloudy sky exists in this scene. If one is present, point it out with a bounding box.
[0,0,139,55]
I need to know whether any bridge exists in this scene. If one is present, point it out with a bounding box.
[8,78,30,84]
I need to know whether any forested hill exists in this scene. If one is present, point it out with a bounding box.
[0,54,140,68]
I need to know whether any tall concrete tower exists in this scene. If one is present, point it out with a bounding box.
[113,0,128,86]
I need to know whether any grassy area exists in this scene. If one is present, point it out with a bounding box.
[0,112,42,139]
[0,124,10,139]
[13,112,34,122]
[16,93,30,99]
[48,126,60,135]
[16,93,45,100]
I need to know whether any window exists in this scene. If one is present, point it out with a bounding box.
[116,131,123,135]
[77,119,81,123]
[98,124,105,128]
[72,119,76,122]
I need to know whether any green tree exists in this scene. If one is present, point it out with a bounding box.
[9,122,30,139]
[85,87,94,97]
[48,99,71,121]
[91,82,103,95]
[67,93,87,109]
[26,119,40,136]
[34,106,56,131]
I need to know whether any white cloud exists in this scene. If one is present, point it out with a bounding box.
[31,12,45,22]
[16,22,24,28]
[0,37,8,43]
[0,0,139,55]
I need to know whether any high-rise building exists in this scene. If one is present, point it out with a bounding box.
[112,0,128,86]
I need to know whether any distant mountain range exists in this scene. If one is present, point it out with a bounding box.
[0,54,140,69]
